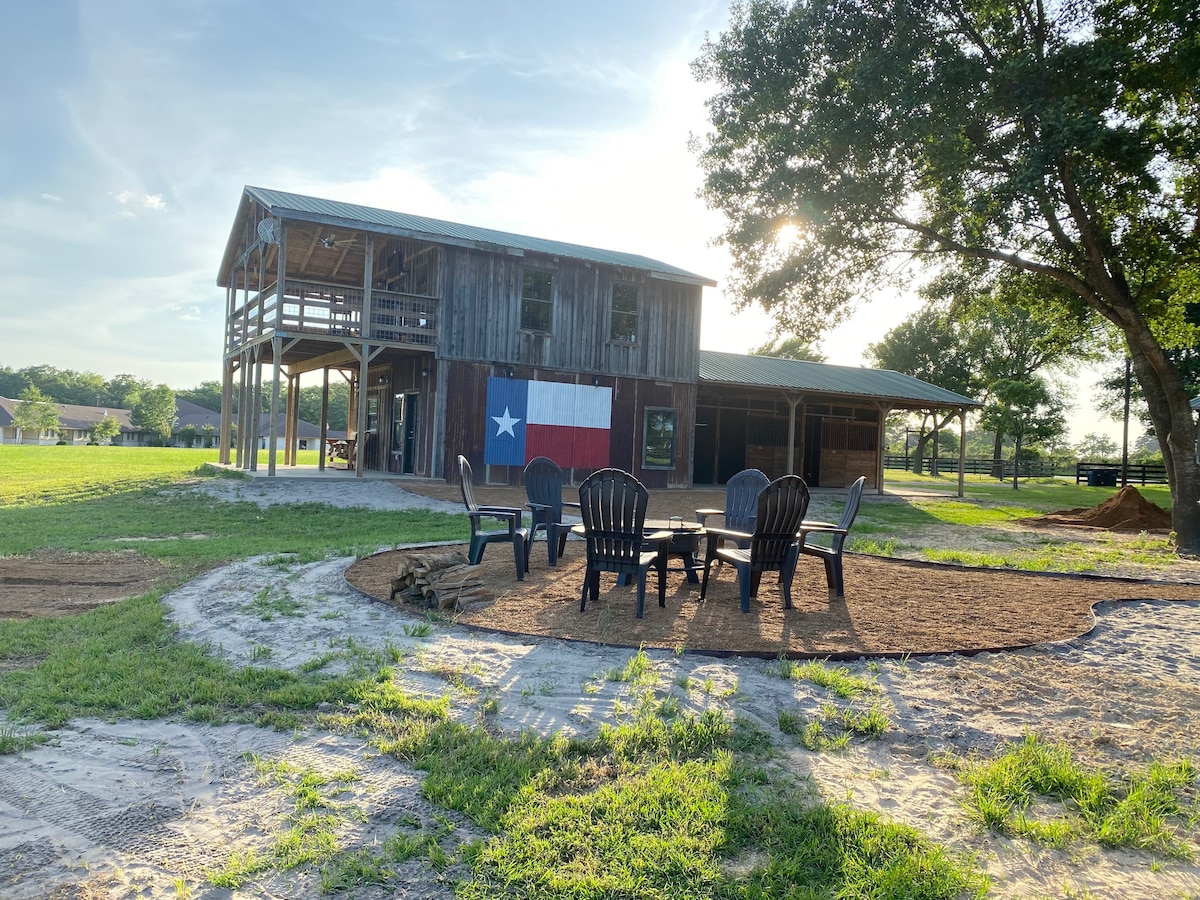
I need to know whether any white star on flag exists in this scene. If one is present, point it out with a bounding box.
[492,406,521,437]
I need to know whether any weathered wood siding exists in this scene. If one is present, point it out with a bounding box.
[439,249,701,382]
[443,360,695,489]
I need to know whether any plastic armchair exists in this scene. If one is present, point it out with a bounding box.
[797,476,866,598]
[457,455,529,580]
[522,456,579,567]
[700,475,811,613]
[577,468,671,619]
[695,468,769,554]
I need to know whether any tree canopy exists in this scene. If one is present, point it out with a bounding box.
[696,0,1200,549]
[750,335,827,361]
[12,386,62,441]
[130,385,177,446]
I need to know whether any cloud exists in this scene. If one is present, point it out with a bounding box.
[110,190,167,212]
[40,193,63,203]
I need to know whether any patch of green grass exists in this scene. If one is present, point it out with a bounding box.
[953,734,1198,858]
[777,658,876,699]
[922,533,1179,573]
[0,446,224,507]
[0,593,446,729]
[247,585,306,620]
[375,709,982,899]
[846,536,898,555]
[605,646,658,685]
[0,447,466,568]
[0,724,50,754]
[208,756,366,888]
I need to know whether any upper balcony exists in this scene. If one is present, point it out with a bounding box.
[227,278,438,350]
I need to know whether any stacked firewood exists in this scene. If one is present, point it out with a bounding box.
[389,550,493,613]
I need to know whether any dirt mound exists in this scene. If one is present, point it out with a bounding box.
[1028,486,1172,532]
[0,550,169,619]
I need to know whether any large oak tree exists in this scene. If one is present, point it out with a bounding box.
[695,0,1200,550]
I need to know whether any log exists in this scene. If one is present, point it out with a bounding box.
[395,550,468,579]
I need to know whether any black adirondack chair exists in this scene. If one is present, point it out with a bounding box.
[457,455,529,580]
[695,468,769,553]
[577,468,671,619]
[798,476,866,598]
[699,474,811,613]
[523,456,579,567]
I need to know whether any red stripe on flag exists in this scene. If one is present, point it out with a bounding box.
[526,425,610,470]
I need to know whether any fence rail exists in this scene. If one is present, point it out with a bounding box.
[883,457,1166,484]
[1074,462,1167,485]
[883,456,1060,477]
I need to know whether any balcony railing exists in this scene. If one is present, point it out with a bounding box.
[228,279,438,348]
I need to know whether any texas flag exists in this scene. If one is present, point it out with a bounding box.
[484,377,611,469]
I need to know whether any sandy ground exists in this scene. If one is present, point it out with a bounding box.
[1,477,1198,899]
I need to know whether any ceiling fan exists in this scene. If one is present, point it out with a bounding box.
[318,230,356,249]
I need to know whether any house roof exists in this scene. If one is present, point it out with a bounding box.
[0,397,136,432]
[1192,396,1199,411]
[218,186,716,288]
[1,397,339,440]
[697,351,980,409]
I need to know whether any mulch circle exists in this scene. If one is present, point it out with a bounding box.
[344,546,1200,659]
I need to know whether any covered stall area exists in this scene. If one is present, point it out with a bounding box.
[695,351,980,495]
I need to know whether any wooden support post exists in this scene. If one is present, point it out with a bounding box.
[283,373,295,466]
[250,349,263,472]
[355,345,370,477]
[958,407,966,498]
[362,235,374,341]
[268,336,282,476]
[876,403,888,495]
[784,393,801,475]
[318,368,330,471]
[236,350,248,468]
[220,356,234,466]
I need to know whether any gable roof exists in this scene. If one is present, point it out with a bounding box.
[0,397,136,432]
[219,186,716,288]
[697,351,980,409]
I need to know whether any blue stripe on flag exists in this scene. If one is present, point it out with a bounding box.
[484,376,528,466]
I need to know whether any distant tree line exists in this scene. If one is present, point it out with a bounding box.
[0,365,350,434]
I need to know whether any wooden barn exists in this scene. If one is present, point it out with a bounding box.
[215,186,712,487]
[215,187,977,491]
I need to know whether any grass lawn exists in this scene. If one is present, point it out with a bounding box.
[844,471,1181,573]
[0,447,1191,898]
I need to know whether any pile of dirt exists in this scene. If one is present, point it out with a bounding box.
[0,550,169,619]
[1027,485,1173,532]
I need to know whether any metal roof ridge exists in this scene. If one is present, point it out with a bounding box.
[242,186,716,286]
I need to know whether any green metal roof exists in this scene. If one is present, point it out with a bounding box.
[239,186,716,286]
[698,350,980,408]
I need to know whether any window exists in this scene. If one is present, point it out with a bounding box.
[521,270,553,332]
[643,407,677,469]
[609,283,639,343]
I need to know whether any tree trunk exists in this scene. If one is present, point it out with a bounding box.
[1011,436,1021,490]
[912,434,929,475]
[1126,334,1200,554]
[990,431,1005,480]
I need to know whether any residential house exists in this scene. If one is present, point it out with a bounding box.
[0,398,136,445]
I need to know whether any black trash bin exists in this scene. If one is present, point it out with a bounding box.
[1087,469,1118,487]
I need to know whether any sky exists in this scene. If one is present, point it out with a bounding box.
[0,0,1128,443]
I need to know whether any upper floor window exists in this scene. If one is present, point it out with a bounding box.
[521,270,553,332]
[610,283,639,343]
